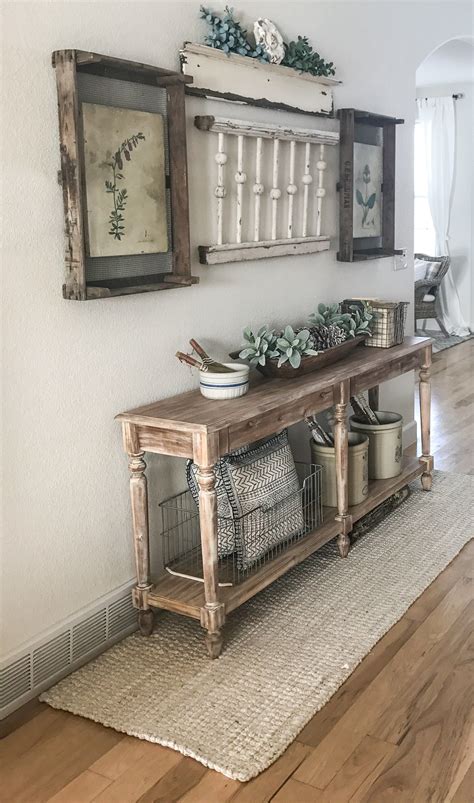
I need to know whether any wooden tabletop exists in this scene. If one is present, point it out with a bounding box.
[116,337,431,437]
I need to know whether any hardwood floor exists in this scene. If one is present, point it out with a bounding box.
[414,339,474,475]
[1,340,473,802]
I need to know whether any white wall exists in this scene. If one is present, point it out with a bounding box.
[415,81,474,329]
[1,0,472,658]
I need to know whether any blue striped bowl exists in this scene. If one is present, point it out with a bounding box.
[199,363,250,400]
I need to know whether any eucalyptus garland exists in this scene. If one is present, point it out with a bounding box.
[282,36,335,78]
[199,7,336,76]
[199,6,269,60]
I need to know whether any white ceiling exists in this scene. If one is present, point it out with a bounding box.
[417,38,474,87]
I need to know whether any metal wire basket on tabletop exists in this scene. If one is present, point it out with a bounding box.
[343,298,409,349]
[366,301,409,348]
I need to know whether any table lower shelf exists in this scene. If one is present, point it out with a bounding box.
[324,454,426,526]
[146,455,426,621]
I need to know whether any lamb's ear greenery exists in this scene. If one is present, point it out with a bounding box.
[239,326,278,366]
[274,328,318,369]
[239,300,375,371]
[308,301,376,338]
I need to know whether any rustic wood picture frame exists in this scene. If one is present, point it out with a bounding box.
[52,50,198,299]
[337,109,404,262]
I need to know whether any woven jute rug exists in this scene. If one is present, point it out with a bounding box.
[41,472,473,781]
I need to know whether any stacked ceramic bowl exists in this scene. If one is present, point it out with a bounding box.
[199,363,250,399]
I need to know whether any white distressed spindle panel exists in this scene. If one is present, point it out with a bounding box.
[195,116,339,265]
[287,140,297,239]
[235,135,246,244]
[316,144,327,237]
[302,142,312,238]
[214,132,227,246]
[253,137,264,242]
[270,139,280,241]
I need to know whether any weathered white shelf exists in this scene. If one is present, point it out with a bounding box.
[199,236,330,265]
[180,42,340,117]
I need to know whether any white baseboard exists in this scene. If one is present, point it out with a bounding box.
[0,580,137,719]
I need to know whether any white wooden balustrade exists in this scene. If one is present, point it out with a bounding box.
[195,116,340,265]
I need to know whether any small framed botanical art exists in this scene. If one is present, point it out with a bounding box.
[53,50,198,299]
[337,108,404,262]
[82,104,168,258]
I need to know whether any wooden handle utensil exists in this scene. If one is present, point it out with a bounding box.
[176,352,204,369]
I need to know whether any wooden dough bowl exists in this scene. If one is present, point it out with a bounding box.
[230,335,367,379]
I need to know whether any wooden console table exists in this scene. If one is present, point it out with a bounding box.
[116,336,433,658]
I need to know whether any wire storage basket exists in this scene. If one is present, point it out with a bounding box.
[160,462,323,587]
[343,298,409,349]
[365,301,409,348]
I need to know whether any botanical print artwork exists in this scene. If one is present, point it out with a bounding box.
[105,132,146,241]
[82,103,168,258]
[353,143,382,238]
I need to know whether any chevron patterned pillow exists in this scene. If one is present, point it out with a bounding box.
[220,431,304,570]
[187,432,304,568]
[186,460,237,558]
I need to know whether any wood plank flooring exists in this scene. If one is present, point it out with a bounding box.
[1,340,473,802]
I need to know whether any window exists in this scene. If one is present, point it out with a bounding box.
[414,122,436,255]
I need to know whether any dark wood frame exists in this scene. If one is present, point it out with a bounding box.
[337,109,404,262]
[52,50,198,300]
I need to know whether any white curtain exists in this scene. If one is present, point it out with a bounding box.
[416,97,470,335]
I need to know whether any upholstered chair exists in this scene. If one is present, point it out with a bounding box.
[414,253,451,336]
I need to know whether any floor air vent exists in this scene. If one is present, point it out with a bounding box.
[33,631,71,686]
[108,594,136,639]
[0,654,31,709]
[72,610,107,662]
[1,582,137,719]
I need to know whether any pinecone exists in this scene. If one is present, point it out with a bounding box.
[308,323,346,351]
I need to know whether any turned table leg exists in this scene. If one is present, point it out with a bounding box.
[419,345,434,491]
[194,433,225,658]
[334,380,353,557]
[123,424,154,636]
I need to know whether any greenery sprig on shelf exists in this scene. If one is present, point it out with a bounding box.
[200,5,269,60]
[282,36,335,78]
[199,7,336,75]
